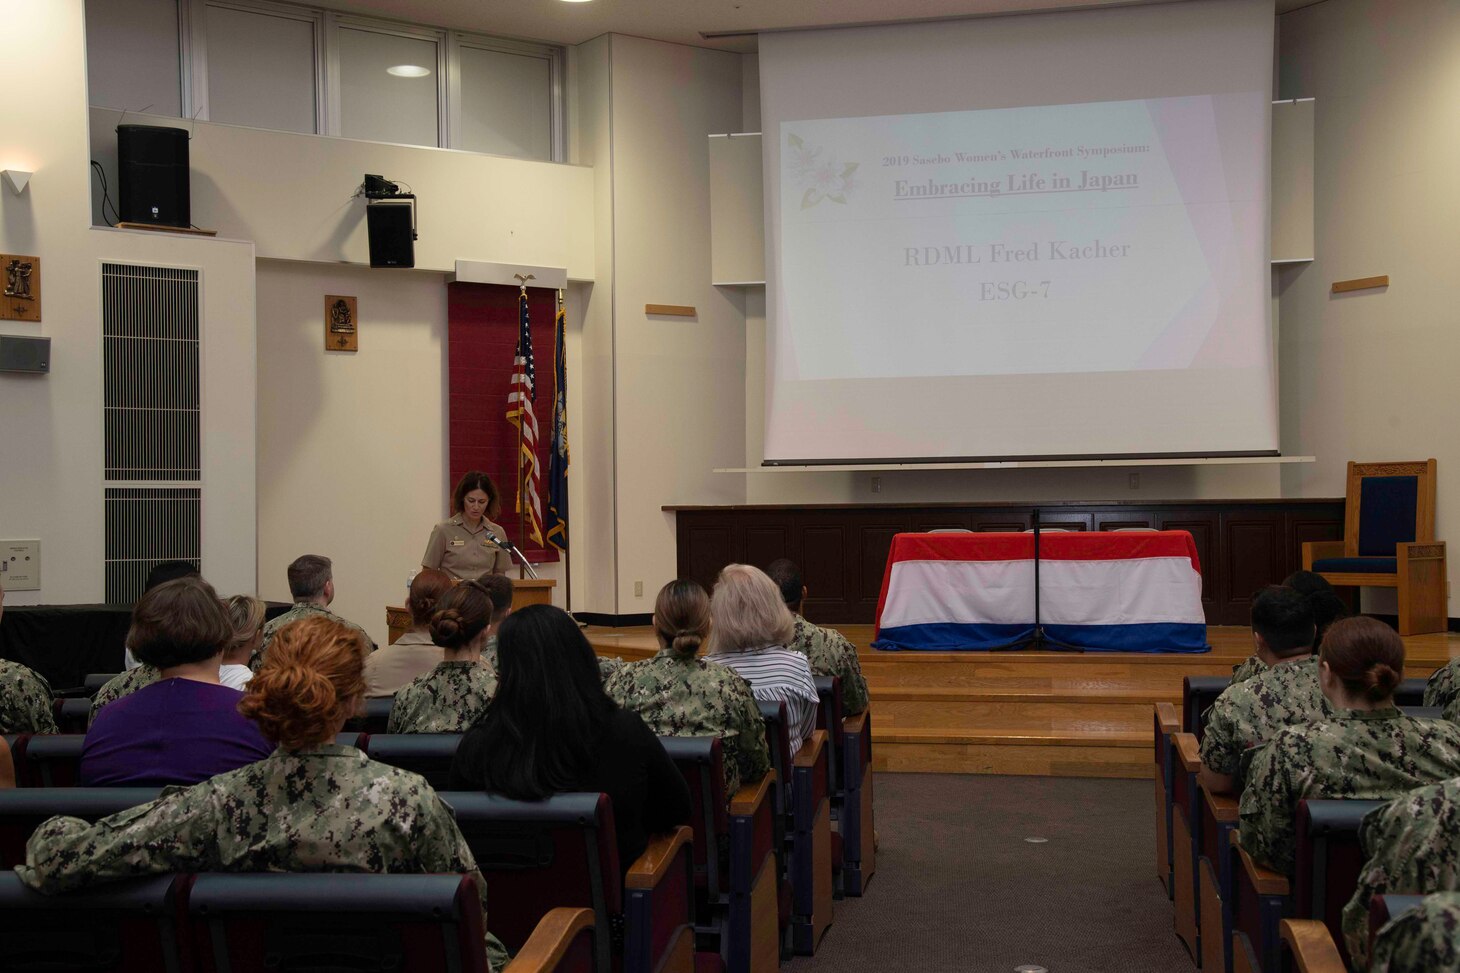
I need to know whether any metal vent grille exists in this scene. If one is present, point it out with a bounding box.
[102,263,201,481]
[104,488,201,605]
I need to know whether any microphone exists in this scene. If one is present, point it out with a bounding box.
[485,530,540,580]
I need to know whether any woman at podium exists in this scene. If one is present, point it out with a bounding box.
[421,471,512,579]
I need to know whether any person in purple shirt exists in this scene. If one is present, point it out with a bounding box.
[82,577,272,786]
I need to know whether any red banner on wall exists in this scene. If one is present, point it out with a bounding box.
[446,282,559,564]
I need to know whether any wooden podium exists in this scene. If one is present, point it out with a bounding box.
[386,578,555,645]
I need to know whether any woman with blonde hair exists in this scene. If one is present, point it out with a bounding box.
[706,564,819,755]
[19,614,509,969]
[219,594,266,691]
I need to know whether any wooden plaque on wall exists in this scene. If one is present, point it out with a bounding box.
[324,294,358,352]
[0,254,41,322]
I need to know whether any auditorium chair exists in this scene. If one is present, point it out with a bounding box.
[15,733,85,787]
[1171,732,1203,960]
[789,729,835,955]
[1367,894,1427,969]
[365,732,462,789]
[0,787,162,868]
[659,736,782,973]
[756,701,793,884]
[1182,676,1230,739]
[1303,459,1447,635]
[813,676,845,898]
[1153,702,1179,899]
[839,701,876,897]
[335,731,367,749]
[1197,778,1241,973]
[55,696,92,734]
[1277,919,1346,973]
[1393,677,1427,707]
[84,672,118,695]
[345,696,394,734]
[443,790,695,973]
[508,908,599,973]
[0,871,184,972]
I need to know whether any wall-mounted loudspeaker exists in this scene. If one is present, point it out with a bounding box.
[0,335,51,373]
[366,201,415,268]
[117,124,191,227]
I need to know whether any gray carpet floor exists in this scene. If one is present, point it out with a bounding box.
[789,774,1197,973]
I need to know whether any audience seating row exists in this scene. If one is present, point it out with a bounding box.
[0,870,593,973]
[1280,895,1430,973]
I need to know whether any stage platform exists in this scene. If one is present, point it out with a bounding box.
[587,624,1460,780]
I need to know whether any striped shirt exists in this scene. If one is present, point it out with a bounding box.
[708,646,819,756]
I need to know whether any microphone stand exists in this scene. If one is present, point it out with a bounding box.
[489,533,540,580]
[1027,507,1085,653]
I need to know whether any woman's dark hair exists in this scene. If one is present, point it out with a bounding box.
[1282,570,1350,648]
[129,577,233,668]
[429,580,495,650]
[1320,616,1404,704]
[465,604,616,800]
[653,579,711,657]
[408,568,453,627]
[451,471,500,520]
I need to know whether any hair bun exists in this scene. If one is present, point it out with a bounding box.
[430,607,468,647]
[670,631,703,656]
[1363,662,1401,702]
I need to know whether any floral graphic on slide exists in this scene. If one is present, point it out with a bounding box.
[787,132,859,209]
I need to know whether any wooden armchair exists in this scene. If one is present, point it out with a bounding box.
[1303,459,1447,635]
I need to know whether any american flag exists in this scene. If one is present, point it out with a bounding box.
[506,286,543,545]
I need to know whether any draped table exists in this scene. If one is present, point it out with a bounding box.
[872,530,1208,652]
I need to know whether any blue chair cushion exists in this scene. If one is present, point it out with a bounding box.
[1357,476,1418,556]
[1312,557,1398,574]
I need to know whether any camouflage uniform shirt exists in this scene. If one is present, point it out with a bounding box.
[1342,777,1460,970]
[1238,708,1460,877]
[387,660,499,733]
[1230,654,1268,685]
[0,659,57,734]
[89,665,160,726]
[605,650,772,797]
[1370,892,1460,973]
[17,743,508,968]
[254,603,373,671]
[1425,659,1460,711]
[1199,657,1330,776]
[788,615,870,716]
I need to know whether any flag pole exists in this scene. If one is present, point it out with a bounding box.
[513,275,535,580]
[557,288,576,622]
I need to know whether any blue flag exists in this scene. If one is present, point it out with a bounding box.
[544,297,569,552]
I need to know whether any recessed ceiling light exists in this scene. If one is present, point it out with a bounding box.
[559,0,595,4]
[387,64,431,78]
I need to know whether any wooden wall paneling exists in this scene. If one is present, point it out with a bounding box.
[742,514,795,573]
[684,525,734,593]
[798,521,851,620]
[909,510,975,533]
[1095,517,1155,531]
[850,511,912,621]
[1285,510,1346,579]
[1221,513,1284,625]
[1036,511,1092,531]
[973,511,1032,532]
[1153,511,1222,614]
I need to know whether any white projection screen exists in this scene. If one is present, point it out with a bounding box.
[759,0,1277,464]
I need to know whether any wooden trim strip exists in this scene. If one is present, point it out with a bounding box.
[645,304,696,317]
[1331,275,1388,293]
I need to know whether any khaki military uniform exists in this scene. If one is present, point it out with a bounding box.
[88,665,161,725]
[1231,655,1268,685]
[387,660,499,733]
[0,659,57,734]
[605,650,772,797]
[16,743,507,971]
[788,615,870,715]
[1369,891,1460,973]
[1199,657,1330,777]
[363,631,442,698]
[1238,708,1460,877]
[422,515,512,580]
[1342,778,1460,970]
[1425,659,1460,710]
[254,603,372,671]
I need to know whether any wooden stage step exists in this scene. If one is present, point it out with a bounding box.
[586,623,1460,781]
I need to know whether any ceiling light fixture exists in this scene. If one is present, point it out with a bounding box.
[386,64,431,78]
[558,0,595,5]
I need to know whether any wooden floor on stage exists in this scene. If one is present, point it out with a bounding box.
[588,625,1460,780]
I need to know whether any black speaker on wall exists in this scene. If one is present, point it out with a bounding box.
[117,124,191,227]
[367,201,415,268]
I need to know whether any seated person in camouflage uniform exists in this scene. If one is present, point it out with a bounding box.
[451,605,691,872]
[1199,585,1326,795]
[1238,616,1460,877]
[364,568,451,698]
[18,614,509,971]
[1425,655,1460,713]
[80,578,273,786]
[766,558,870,716]
[1230,570,1348,684]
[1341,776,1460,970]
[253,554,373,670]
[0,579,58,734]
[605,580,771,797]
[1369,891,1460,973]
[387,577,504,733]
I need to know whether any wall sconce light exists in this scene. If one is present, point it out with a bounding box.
[2,170,32,195]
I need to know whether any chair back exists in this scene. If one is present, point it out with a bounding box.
[186,873,487,973]
[0,872,183,972]
[55,697,92,734]
[1394,678,1428,707]
[444,791,620,973]
[1368,894,1428,963]
[347,696,394,734]
[814,676,843,798]
[17,734,86,787]
[0,787,163,869]
[1294,798,1388,969]
[84,672,119,695]
[1182,676,1230,739]
[658,736,729,903]
[335,731,367,749]
[1346,459,1435,557]
[365,733,462,789]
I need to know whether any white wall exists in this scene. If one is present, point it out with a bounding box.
[0,1,256,605]
[1277,0,1460,615]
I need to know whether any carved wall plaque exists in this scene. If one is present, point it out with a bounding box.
[0,254,40,322]
[325,294,358,352]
